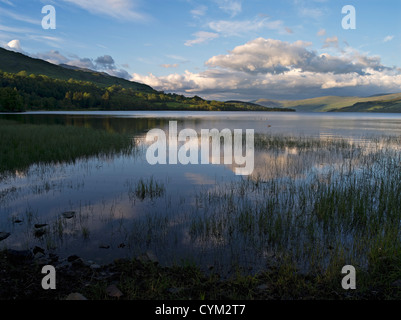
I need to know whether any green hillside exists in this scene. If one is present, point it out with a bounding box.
[0,47,154,92]
[331,96,401,113]
[255,93,401,112]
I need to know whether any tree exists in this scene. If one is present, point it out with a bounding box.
[0,87,24,112]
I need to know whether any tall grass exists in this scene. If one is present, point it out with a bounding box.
[189,134,401,283]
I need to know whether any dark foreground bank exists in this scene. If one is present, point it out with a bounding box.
[0,249,400,300]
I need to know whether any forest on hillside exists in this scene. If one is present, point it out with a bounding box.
[0,70,295,113]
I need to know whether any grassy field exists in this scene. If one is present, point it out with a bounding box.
[0,119,134,174]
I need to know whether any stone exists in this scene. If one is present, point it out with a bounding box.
[0,232,10,241]
[106,284,123,298]
[33,246,45,255]
[65,293,88,300]
[392,279,401,288]
[138,251,159,264]
[34,224,48,229]
[67,255,80,262]
[90,264,101,270]
[62,211,76,219]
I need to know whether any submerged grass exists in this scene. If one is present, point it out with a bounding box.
[0,119,134,175]
[188,134,401,296]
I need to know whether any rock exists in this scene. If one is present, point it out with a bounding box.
[12,219,23,224]
[33,246,45,255]
[62,211,76,219]
[118,243,126,248]
[0,232,10,241]
[71,258,85,268]
[34,252,45,259]
[106,284,123,298]
[90,264,101,270]
[67,255,80,262]
[49,253,59,263]
[99,244,110,249]
[256,284,269,291]
[392,279,401,288]
[138,251,159,264]
[5,249,33,264]
[65,293,88,300]
[34,224,48,229]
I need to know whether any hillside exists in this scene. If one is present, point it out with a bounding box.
[255,93,401,112]
[330,96,401,113]
[0,48,154,92]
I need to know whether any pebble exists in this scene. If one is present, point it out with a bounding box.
[106,284,123,298]
[65,293,88,300]
[62,211,76,219]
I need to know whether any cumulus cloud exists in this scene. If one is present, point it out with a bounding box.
[131,37,401,100]
[95,55,115,69]
[5,39,23,53]
[205,38,383,75]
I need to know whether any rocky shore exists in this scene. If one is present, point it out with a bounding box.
[0,248,398,300]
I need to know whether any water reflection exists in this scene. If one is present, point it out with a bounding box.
[1,111,401,274]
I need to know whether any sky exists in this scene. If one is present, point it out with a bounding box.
[0,0,401,101]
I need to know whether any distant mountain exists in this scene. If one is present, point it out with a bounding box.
[0,47,155,92]
[254,93,401,112]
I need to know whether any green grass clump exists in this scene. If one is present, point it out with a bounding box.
[0,119,134,174]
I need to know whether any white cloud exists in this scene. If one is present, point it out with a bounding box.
[185,31,219,47]
[5,39,23,53]
[205,38,379,75]
[191,5,208,17]
[215,0,242,17]
[383,35,394,42]
[131,37,401,100]
[161,64,179,69]
[322,36,339,48]
[0,8,39,25]
[208,17,284,36]
[317,29,326,36]
[61,0,148,21]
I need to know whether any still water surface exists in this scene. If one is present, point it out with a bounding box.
[1,111,401,273]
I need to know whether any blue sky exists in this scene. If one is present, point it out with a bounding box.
[1,0,401,100]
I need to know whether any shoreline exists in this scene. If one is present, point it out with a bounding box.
[0,248,396,300]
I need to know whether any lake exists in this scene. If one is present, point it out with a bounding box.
[1,111,401,275]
